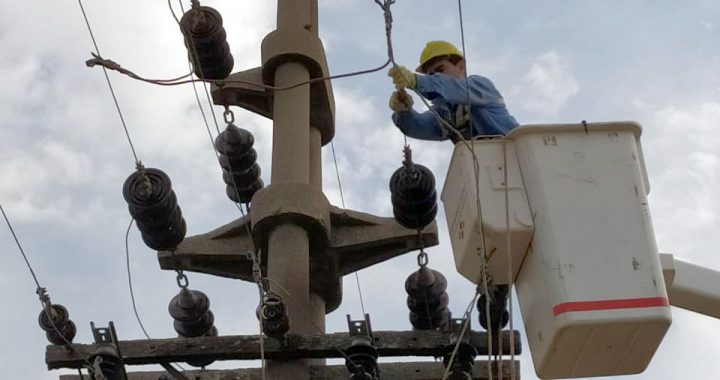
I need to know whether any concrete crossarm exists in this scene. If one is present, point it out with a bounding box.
[661,253,720,319]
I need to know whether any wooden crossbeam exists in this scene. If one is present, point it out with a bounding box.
[47,330,521,370]
[59,360,521,380]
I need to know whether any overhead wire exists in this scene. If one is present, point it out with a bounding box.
[125,218,151,340]
[77,0,140,165]
[454,0,498,377]
[1,202,97,374]
[329,141,369,322]
[441,289,481,380]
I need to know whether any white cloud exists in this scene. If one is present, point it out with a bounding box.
[511,50,579,119]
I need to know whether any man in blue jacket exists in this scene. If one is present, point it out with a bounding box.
[389,40,519,143]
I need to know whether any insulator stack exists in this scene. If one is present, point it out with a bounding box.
[215,124,264,203]
[405,266,450,330]
[168,288,217,367]
[257,293,290,339]
[38,304,77,345]
[389,148,437,229]
[180,5,234,79]
[477,285,509,332]
[123,167,186,251]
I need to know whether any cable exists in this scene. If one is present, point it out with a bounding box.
[442,289,481,380]
[1,202,98,374]
[329,141,369,321]
[1,203,42,289]
[77,0,140,165]
[125,218,151,340]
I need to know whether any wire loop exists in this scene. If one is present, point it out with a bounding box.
[223,107,235,124]
[176,270,189,289]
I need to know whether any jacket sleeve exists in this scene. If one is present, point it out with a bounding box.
[391,108,449,141]
[415,74,507,107]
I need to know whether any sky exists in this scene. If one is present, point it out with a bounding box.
[0,0,719,379]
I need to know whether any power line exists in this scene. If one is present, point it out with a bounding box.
[0,202,42,290]
[77,0,141,165]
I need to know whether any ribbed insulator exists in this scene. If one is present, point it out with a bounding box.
[169,288,217,367]
[92,345,125,380]
[215,124,264,203]
[389,163,438,229]
[257,293,290,339]
[38,304,77,345]
[180,6,234,80]
[123,167,186,251]
[345,338,379,380]
[405,266,450,330]
[169,288,216,338]
[477,285,509,331]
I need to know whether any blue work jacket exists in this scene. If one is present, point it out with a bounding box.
[392,74,519,142]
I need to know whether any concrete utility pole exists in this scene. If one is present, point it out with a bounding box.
[159,0,438,378]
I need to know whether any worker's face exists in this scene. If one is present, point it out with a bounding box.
[425,58,466,78]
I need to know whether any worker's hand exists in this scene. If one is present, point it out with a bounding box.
[389,90,413,112]
[388,65,416,90]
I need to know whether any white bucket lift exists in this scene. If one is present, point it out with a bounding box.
[441,121,672,379]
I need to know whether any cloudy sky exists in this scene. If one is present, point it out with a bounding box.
[1,0,719,379]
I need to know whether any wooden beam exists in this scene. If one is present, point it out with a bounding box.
[47,330,521,370]
[59,360,520,380]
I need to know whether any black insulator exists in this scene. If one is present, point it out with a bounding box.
[346,343,379,380]
[443,342,477,380]
[405,267,450,330]
[91,345,125,380]
[215,124,264,203]
[345,332,379,379]
[180,6,234,79]
[169,288,217,367]
[477,285,510,332]
[123,167,186,251]
[169,288,215,338]
[257,293,290,339]
[185,325,219,368]
[38,304,77,345]
[389,163,438,229]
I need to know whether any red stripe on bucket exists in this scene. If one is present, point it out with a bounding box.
[553,297,669,316]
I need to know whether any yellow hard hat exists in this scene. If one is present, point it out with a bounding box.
[416,40,464,73]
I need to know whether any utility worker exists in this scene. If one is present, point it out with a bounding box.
[388,40,519,143]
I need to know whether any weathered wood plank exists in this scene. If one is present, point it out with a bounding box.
[59,360,520,380]
[47,330,521,370]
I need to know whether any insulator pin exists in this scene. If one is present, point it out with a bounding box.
[38,304,77,345]
[215,124,264,203]
[405,266,450,330]
[477,285,510,332]
[123,167,186,251]
[345,315,379,380]
[443,342,477,379]
[180,5,234,79]
[257,293,290,339]
[389,162,438,229]
[92,345,125,380]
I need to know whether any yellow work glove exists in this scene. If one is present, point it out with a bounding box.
[388,65,416,90]
[389,90,414,112]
